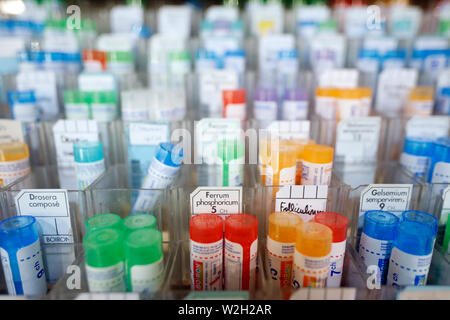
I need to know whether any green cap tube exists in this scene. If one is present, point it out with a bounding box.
[84,228,125,268]
[86,213,124,234]
[124,214,157,234]
[125,229,163,292]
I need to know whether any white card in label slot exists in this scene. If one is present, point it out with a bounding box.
[15,189,73,244]
[129,123,169,146]
[190,187,243,219]
[0,120,24,143]
[359,184,413,221]
[406,116,450,139]
[275,185,328,222]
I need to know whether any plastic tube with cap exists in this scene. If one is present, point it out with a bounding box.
[123,213,157,236]
[0,142,31,188]
[301,144,334,185]
[217,139,245,187]
[224,213,258,291]
[399,137,433,178]
[190,214,224,291]
[132,142,183,213]
[387,221,434,287]
[314,211,348,287]
[428,137,450,183]
[359,210,399,285]
[86,213,124,234]
[73,141,105,190]
[266,212,302,288]
[222,89,246,120]
[253,87,278,121]
[281,88,308,120]
[0,216,47,296]
[84,228,126,292]
[292,221,332,289]
[125,228,164,293]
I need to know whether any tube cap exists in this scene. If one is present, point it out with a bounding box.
[124,214,157,234]
[169,50,190,61]
[155,142,183,167]
[223,89,246,104]
[84,228,124,268]
[268,212,302,243]
[8,91,36,104]
[402,210,438,237]
[0,216,39,250]
[82,50,107,70]
[225,213,258,245]
[362,210,399,241]
[302,144,333,164]
[254,87,277,102]
[295,222,332,257]
[0,142,29,162]
[64,90,87,103]
[190,214,223,243]
[278,49,298,60]
[73,141,104,163]
[107,51,134,63]
[85,213,124,234]
[314,212,348,243]
[125,229,163,265]
[217,139,244,163]
[284,88,307,101]
[403,137,433,156]
[394,221,434,256]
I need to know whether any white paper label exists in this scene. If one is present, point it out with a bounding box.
[301,160,332,185]
[359,233,393,285]
[335,117,381,164]
[431,162,450,183]
[0,157,30,187]
[387,247,431,287]
[0,120,24,143]
[399,152,429,177]
[129,123,169,146]
[406,116,450,139]
[190,187,243,219]
[190,239,223,291]
[224,239,257,291]
[266,237,295,288]
[15,189,73,244]
[254,101,278,121]
[130,257,164,293]
[282,101,308,120]
[275,185,328,222]
[359,184,413,221]
[16,239,47,296]
[86,261,126,293]
[292,251,329,289]
[52,120,99,168]
[328,240,346,288]
[75,159,105,190]
[0,247,15,295]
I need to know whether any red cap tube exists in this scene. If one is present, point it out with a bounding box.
[313,211,348,243]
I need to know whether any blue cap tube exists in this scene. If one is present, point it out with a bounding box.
[400,137,433,178]
[0,216,47,296]
[132,143,183,213]
[387,221,434,287]
[428,137,450,183]
[401,210,438,238]
[359,210,399,285]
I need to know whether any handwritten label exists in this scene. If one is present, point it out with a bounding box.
[129,122,169,146]
[15,189,73,244]
[359,184,413,221]
[275,185,328,222]
[406,116,450,139]
[335,117,381,164]
[0,120,24,143]
[190,187,242,219]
